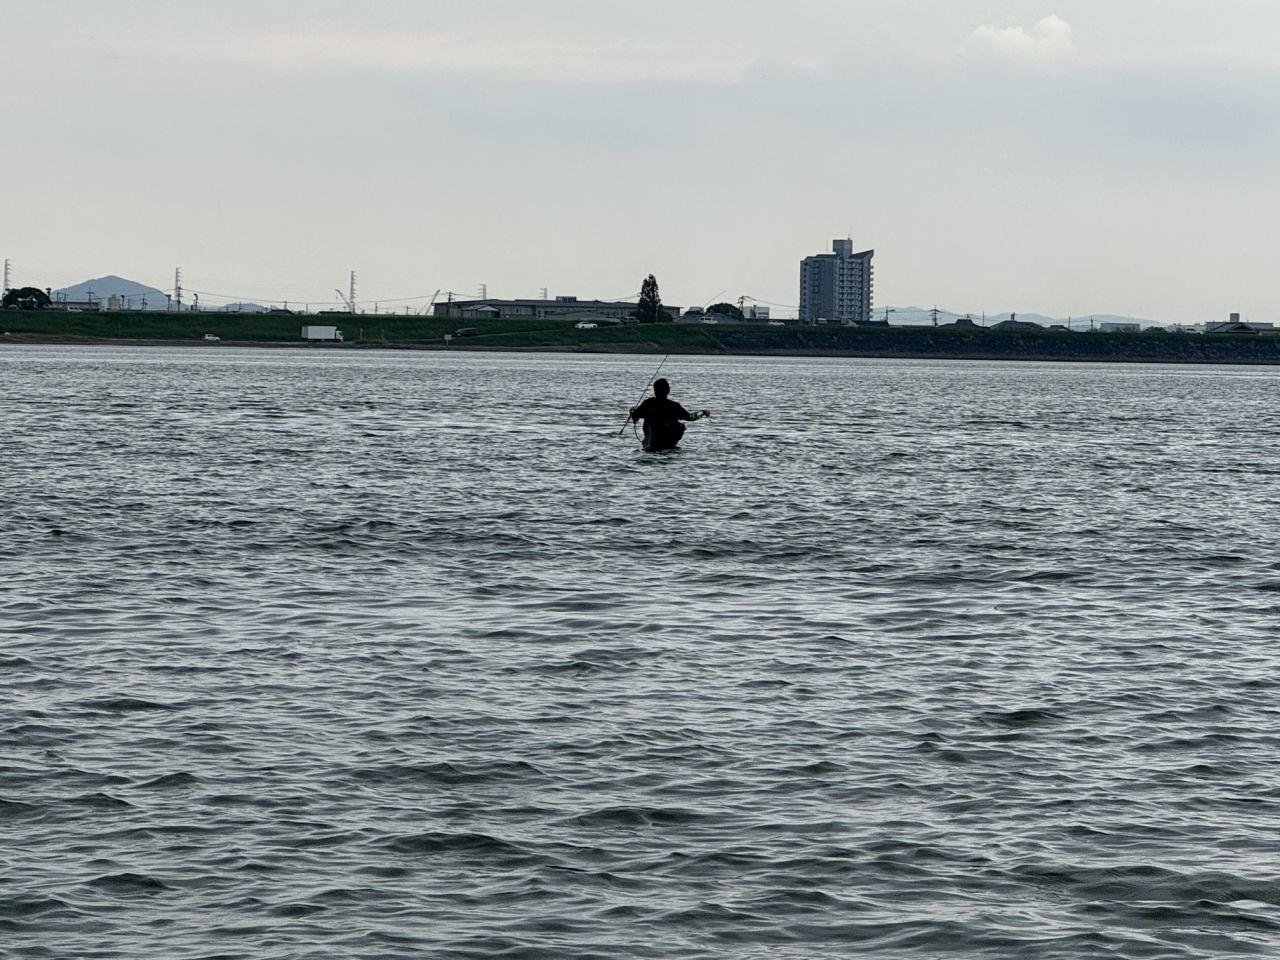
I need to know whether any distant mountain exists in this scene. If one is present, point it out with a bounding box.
[55,275,170,310]
[884,306,1160,329]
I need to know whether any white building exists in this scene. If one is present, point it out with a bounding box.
[800,239,874,324]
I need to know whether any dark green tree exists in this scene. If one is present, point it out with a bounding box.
[636,274,665,323]
[707,301,745,322]
[1,286,52,310]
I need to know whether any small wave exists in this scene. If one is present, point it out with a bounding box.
[136,772,200,789]
[0,895,72,919]
[1012,862,1280,907]
[766,760,847,777]
[269,902,329,918]
[85,872,168,895]
[385,831,531,860]
[0,797,41,818]
[563,805,711,828]
[77,696,179,713]
[347,759,546,786]
[978,707,1062,728]
[68,792,134,810]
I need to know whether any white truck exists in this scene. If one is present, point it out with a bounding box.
[301,325,344,342]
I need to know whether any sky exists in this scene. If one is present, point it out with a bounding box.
[3,0,1280,321]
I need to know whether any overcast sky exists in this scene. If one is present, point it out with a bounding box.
[4,1,1279,321]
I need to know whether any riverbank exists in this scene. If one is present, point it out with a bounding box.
[6,311,1280,364]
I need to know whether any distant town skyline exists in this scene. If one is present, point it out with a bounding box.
[4,1,1279,323]
[31,271,1190,328]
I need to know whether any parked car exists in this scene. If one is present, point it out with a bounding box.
[574,322,597,329]
[203,334,221,341]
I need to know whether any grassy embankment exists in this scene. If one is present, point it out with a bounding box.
[6,310,1280,364]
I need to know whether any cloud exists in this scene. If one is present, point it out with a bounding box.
[167,32,755,85]
[969,15,1077,68]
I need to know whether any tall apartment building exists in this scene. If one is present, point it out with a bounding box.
[799,239,874,324]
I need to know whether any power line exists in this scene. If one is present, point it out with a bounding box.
[742,295,799,309]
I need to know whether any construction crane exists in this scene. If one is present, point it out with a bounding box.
[422,289,442,316]
[334,271,357,314]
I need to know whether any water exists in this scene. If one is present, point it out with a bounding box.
[3,344,1279,959]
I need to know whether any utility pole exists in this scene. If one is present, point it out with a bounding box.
[2,258,10,293]
[174,267,183,312]
[193,293,200,313]
[930,306,941,327]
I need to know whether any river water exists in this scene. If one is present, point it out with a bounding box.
[3,344,1279,959]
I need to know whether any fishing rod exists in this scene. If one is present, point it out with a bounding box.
[617,353,670,436]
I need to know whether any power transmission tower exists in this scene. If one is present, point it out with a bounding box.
[349,271,357,315]
[2,258,10,293]
[930,306,941,326]
[175,267,183,312]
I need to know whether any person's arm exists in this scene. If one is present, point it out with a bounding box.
[677,403,711,421]
[630,398,650,422]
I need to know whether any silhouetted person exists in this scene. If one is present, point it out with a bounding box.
[629,378,710,452]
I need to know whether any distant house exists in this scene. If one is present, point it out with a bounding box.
[991,318,1042,331]
[52,298,102,313]
[433,296,679,322]
[1098,322,1141,333]
[1203,321,1275,335]
[1203,313,1276,334]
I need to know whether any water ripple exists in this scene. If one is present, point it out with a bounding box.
[3,347,1280,958]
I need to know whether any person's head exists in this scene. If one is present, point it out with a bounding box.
[653,378,670,398]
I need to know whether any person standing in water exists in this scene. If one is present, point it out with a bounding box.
[629,378,710,452]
